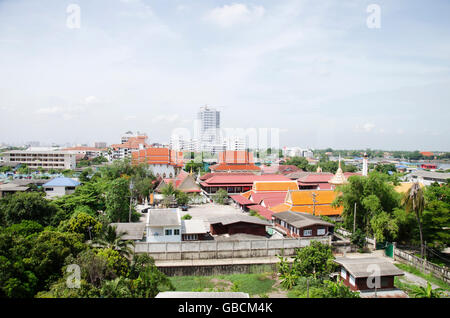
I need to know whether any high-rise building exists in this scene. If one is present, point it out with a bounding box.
[196,105,221,153]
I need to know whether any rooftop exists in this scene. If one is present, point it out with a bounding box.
[43,177,80,187]
[273,211,334,229]
[110,222,146,240]
[146,209,181,227]
[208,214,271,227]
[334,257,405,278]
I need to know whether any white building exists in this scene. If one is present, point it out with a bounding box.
[283,147,314,158]
[146,209,182,242]
[42,177,81,199]
[223,136,247,151]
[2,149,77,170]
[406,170,450,186]
[197,105,221,153]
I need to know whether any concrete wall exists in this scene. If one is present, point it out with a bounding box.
[394,248,450,284]
[159,263,277,277]
[134,237,331,260]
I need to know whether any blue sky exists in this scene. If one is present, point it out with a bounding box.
[0,0,449,151]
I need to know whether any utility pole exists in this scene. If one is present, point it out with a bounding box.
[353,202,357,233]
[312,192,317,216]
[128,180,134,222]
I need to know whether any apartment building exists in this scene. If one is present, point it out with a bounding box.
[2,150,77,170]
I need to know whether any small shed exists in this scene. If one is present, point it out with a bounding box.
[272,211,334,237]
[208,214,271,237]
[181,219,209,241]
[110,222,146,241]
[334,257,405,292]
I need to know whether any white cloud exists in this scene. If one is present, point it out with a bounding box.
[151,114,180,123]
[204,3,265,28]
[84,96,100,105]
[354,122,376,133]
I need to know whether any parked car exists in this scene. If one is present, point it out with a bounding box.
[181,205,188,211]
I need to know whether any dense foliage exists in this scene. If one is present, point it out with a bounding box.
[0,159,173,298]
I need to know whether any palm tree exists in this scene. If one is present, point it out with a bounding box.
[161,183,180,207]
[403,182,425,258]
[411,282,444,298]
[95,224,135,258]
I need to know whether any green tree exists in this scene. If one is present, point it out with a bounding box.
[291,241,336,279]
[332,172,401,236]
[403,182,425,258]
[94,224,135,258]
[0,192,61,226]
[105,177,133,222]
[67,212,103,241]
[213,188,229,205]
[370,211,399,242]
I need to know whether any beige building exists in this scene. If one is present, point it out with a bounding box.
[2,150,77,170]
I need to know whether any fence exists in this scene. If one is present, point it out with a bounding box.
[394,248,450,284]
[134,236,331,261]
[335,228,376,248]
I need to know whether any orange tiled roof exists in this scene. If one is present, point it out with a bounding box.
[219,150,254,164]
[210,164,261,171]
[287,190,337,206]
[131,147,183,166]
[252,181,299,192]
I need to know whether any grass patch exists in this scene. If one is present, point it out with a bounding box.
[167,272,276,296]
[395,263,450,291]
[394,277,418,297]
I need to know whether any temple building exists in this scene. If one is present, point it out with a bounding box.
[209,150,261,174]
[328,158,348,189]
[269,189,343,217]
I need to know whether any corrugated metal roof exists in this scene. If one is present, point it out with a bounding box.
[43,177,80,187]
[334,257,404,278]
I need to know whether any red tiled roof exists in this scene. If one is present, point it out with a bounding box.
[219,150,254,164]
[210,163,261,171]
[249,205,274,220]
[420,151,434,157]
[200,172,254,181]
[230,195,257,206]
[202,174,291,186]
[250,192,287,208]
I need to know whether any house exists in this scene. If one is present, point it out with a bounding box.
[269,189,343,217]
[207,214,271,237]
[154,170,201,194]
[272,211,334,238]
[42,177,81,198]
[110,222,146,242]
[146,208,182,242]
[230,180,299,220]
[406,170,450,186]
[334,257,406,297]
[181,219,209,241]
[0,183,30,198]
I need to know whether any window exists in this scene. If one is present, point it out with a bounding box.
[174,229,180,235]
[341,268,347,279]
[165,229,172,236]
[303,229,312,236]
[317,228,326,236]
[349,275,355,286]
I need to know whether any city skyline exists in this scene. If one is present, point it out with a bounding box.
[0,0,449,151]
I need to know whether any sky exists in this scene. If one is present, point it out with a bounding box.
[0,0,449,151]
